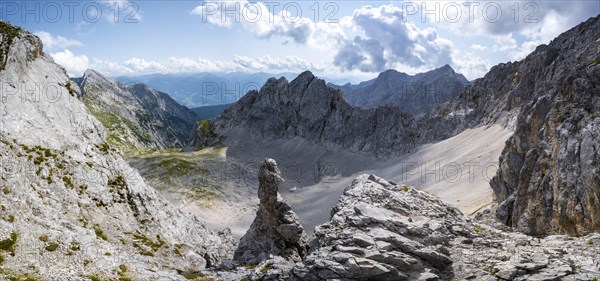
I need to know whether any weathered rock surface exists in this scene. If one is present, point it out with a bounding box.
[234,159,309,264]
[0,21,234,280]
[292,175,600,281]
[334,64,469,116]
[73,69,198,151]
[489,15,600,236]
[293,174,461,280]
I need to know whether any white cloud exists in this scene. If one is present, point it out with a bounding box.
[471,44,487,51]
[50,49,90,77]
[452,52,493,80]
[508,10,570,61]
[86,55,323,77]
[34,31,83,51]
[333,5,454,72]
[192,0,323,45]
[74,21,97,36]
[493,33,517,52]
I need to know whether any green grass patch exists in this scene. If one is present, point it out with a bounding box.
[65,82,75,97]
[155,157,209,177]
[82,275,102,281]
[131,232,165,252]
[108,175,127,191]
[261,264,273,273]
[62,176,75,189]
[179,271,212,280]
[473,225,487,233]
[0,232,18,255]
[70,241,80,251]
[244,262,259,270]
[93,225,108,241]
[45,242,59,252]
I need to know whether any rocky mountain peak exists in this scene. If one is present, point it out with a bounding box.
[0,21,43,70]
[295,70,316,81]
[338,65,469,114]
[234,159,309,264]
[376,69,408,80]
[189,71,426,157]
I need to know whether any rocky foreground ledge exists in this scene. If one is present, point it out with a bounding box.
[205,159,600,281]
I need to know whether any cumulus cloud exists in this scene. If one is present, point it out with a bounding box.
[192,0,337,45]
[191,0,346,52]
[34,31,83,51]
[50,49,90,77]
[334,37,385,72]
[333,5,454,72]
[471,44,487,51]
[493,33,517,52]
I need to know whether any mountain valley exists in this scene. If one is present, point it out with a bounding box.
[1,11,599,281]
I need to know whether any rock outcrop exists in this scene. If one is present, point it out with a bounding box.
[293,175,460,280]
[0,21,234,280]
[73,69,198,151]
[234,159,308,264]
[291,175,600,281]
[489,15,600,236]
[334,64,469,116]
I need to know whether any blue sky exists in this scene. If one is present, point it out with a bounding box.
[2,0,598,81]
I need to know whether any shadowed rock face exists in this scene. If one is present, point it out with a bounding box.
[489,15,600,236]
[189,72,426,157]
[234,159,309,263]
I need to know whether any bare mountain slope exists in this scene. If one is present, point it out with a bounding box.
[73,69,198,151]
[0,21,233,280]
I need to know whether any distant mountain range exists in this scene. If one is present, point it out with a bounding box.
[332,64,469,115]
[117,72,298,107]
